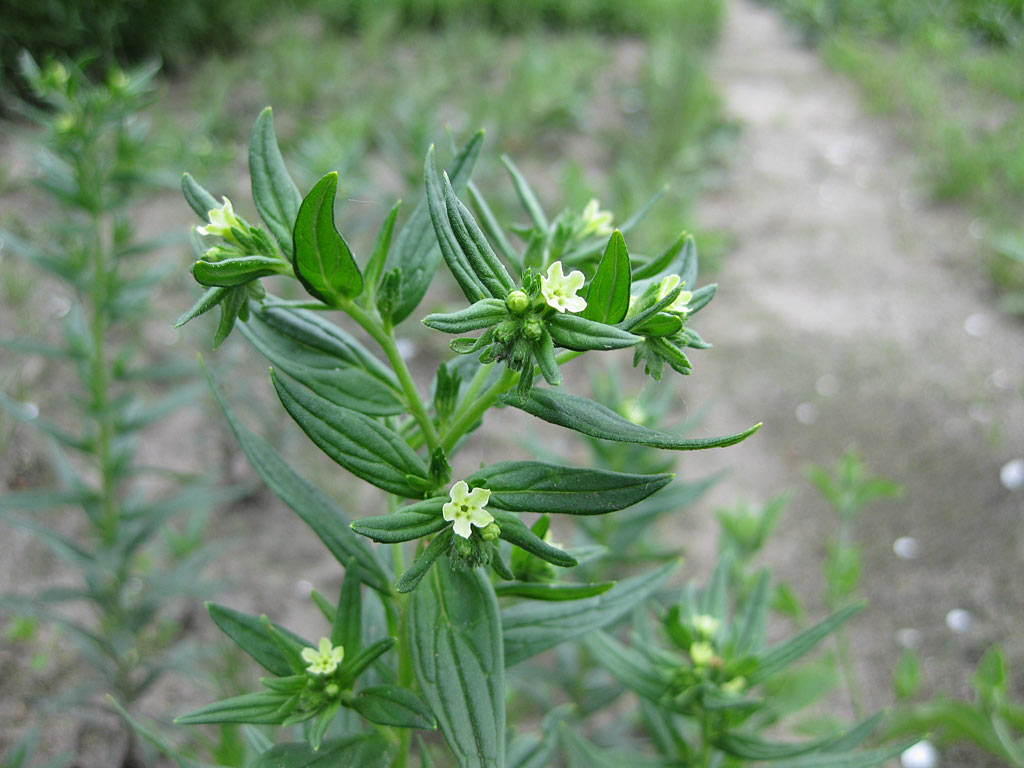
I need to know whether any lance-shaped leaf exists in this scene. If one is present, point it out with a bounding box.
[241,305,404,416]
[175,692,293,725]
[423,298,507,334]
[582,230,631,324]
[207,603,308,677]
[203,364,388,592]
[502,388,761,450]
[501,154,547,233]
[388,133,483,324]
[250,107,302,256]
[502,561,677,666]
[467,461,672,515]
[494,581,614,601]
[251,733,395,768]
[396,530,454,593]
[408,557,505,768]
[292,172,363,305]
[492,511,577,568]
[352,497,448,543]
[272,370,429,497]
[715,713,885,761]
[507,706,572,768]
[192,256,286,287]
[687,282,717,315]
[175,285,228,328]
[352,685,436,730]
[443,172,515,297]
[633,232,697,284]
[548,313,641,351]
[364,199,401,296]
[426,146,489,304]
[182,172,219,221]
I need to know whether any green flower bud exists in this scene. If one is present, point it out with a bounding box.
[325,683,340,698]
[480,522,501,541]
[522,317,543,341]
[495,320,518,344]
[506,290,530,314]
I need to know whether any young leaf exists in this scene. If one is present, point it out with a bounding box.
[548,313,641,351]
[272,370,429,497]
[182,172,219,221]
[396,530,454,593]
[351,685,437,730]
[501,154,548,233]
[364,199,401,296]
[502,561,677,666]
[292,172,363,305]
[203,364,388,592]
[388,132,483,324]
[331,567,363,654]
[175,692,293,725]
[749,602,865,685]
[249,107,302,256]
[443,172,515,297]
[175,286,228,328]
[492,511,577,568]
[422,299,507,334]
[502,388,761,451]
[584,630,670,702]
[467,460,672,515]
[251,733,395,768]
[192,256,286,287]
[582,231,631,324]
[408,557,505,768]
[494,581,614,601]
[206,603,304,677]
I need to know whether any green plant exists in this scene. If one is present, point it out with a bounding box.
[138,105,924,767]
[0,57,227,763]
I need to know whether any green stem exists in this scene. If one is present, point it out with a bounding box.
[343,301,441,453]
[441,368,517,453]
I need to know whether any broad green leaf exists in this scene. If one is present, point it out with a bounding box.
[423,299,507,334]
[249,107,302,256]
[272,370,429,497]
[749,602,865,685]
[494,581,614,601]
[241,305,404,416]
[251,733,395,768]
[408,557,505,768]
[426,146,489,304]
[502,561,677,666]
[292,172,363,305]
[175,691,292,725]
[502,388,761,451]
[181,172,219,221]
[203,364,388,592]
[206,603,304,677]
[467,461,672,515]
[548,313,641,351]
[194,253,282,289]
[388,132,483,324]
[352,685,437,730]
[582,231,631,324]
[443,172,515,297]
[584,631,670,702]
[351,498,448,543]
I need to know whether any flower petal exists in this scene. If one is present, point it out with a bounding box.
[469,507,494,528]
[301,648,318,664]
[452,516,472,539]
[466,487,491,508]
[448,480,470,504]
[442,501,458,523]
[565,270,585,292]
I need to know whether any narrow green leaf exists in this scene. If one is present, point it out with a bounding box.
[351,498,448,543]
[364,199,401,296]
[507,706,572,768]
[352,685,437,730]
[388,132,483,324]
[502,388,761,451]
[492,511,577,568]
[271,370,429,497]
[714,713,887,762]
[502,561,677,666]
[292,172,363,304]
[0,488,95,510]
[467,181,518,270]
[340,637,395,684]
[203,363,388,592]
[192,256,285,287]
[423,298,507,334]
[331,567,363,654]
[687,282,716,315]
[408,557,505,768]
[494,580,614,601]
[584,631,670,701]
[175,691,292,725]
[467,460,672,515]
[443,172,515,297]
[206,603,304,677]
[182,172,219,221]
[501,155,548,233]
[396,530,453,593]
[582,231,631,324]
[749,602,865,685]
[548,313,641,351]
[249,107,302,256]
[781,740,918,768]
[175,286,228,327]
[251,733,395,768]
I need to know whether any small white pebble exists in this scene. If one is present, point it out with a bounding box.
[293,579,314,599]
[22,402,40,419]
[48,295,72,319]
[795,402,818,425]
[901,739,938,768]
[963,313,988,337]
[395,338,417,360]
[999,459,1024,491]
[945,609,973,634]
[896,628,922,649]
[815,374,839,397]
[893,537,920,560]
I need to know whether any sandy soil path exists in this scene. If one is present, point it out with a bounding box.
[682,0,1024,721]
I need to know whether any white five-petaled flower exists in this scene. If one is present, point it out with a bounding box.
[541,261,587,314]
[579,198,613,239]
[657,274,693,315]
[443,480,493,539]
[301,637,344,676]
[197,197,242,239]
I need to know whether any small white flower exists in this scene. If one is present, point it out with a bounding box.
[443,480,493,539]
[301,637,344,676]
[579,199,613,239]
[690,641,714,668]
[691,613,720,639]
[541,261,587,314]
[657,274,692,315]
[197,197,242,239]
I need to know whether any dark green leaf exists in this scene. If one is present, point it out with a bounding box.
[582,231,631,324]
[502,388,761,451]
[502,561,677,666]
[408,557,505,768]
[251,733,395,768]
[340,637,396,684]
[634,313,682,337]
[203,363,388,592]
[206,603,305,677]
[492,511,577,568]
[423,299,507,334]
[182,172,219,221]
[175,691,293,725]
[632,231,689,281]
[443,172,515,297]
[494,581,614,600]
[272,370,429,497]
[467,460,672,515]
[365,200,401,295]
[249,107,302,256]
[331,567,363,654]
[396,530,453,593]
[175,286,228,327]
[352,685,436,730]
[749,602,865,685]
[351,498,448,543]
[388,133,483,324]
[292,172,363,304]
[548,313,641,351]
[501,155,547,233]
[584,631,670,702]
